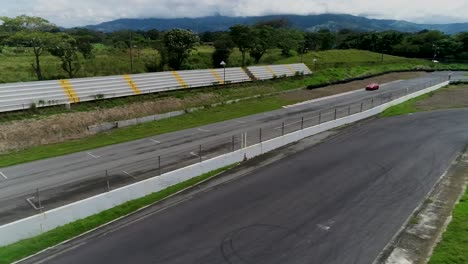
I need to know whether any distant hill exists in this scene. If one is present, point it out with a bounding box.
[85,14,468,34]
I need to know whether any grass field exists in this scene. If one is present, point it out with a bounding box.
[428,188,468,264]
[381,84,468,117]
[379,93,433,117]
[0,44,449,83]
[0,164,238,264]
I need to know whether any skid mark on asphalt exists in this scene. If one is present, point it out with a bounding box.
[87,152,100,159]
[317,220,335,231]
[123,171,137,179]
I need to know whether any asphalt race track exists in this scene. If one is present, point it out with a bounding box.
[0,72,463,224]
[24,109,468,264]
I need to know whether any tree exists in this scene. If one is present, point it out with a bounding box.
[212,33,234,68]
[0,15,57,32]
[49,35,81,78]
[316,29,336,50]
[145,39,167,72]
[76,36,94,59]
[455,32,468,52]
[255,18,291,29]
[277,29,304,56]
[301,32,319,53]
[9,31,58,80]
[249,25,275,63]
[163,29,199,70]
[229,25,252,67]
[144,29,161,40]
[2,16,59,80]
[200,31,224,43]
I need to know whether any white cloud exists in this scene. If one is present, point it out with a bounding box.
[0,0,467,27]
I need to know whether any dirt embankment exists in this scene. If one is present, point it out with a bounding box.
[414,84,468,111]
[0,72,427,154]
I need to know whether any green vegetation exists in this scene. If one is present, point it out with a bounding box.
[0,15,467,83]
[380,93,432,117]
[428,188,468,264]
[409,215,420,225]
[0,163,238,264]
[381,84,468,117]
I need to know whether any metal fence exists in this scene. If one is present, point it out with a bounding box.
[13,76,448,223]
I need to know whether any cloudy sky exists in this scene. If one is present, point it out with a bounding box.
[1,0,468,27]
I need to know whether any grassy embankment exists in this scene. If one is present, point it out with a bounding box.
[0,164,238,264]
[428,189,468,264]
[381,84,468,117]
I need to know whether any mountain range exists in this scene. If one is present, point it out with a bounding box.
[85,14,468,34]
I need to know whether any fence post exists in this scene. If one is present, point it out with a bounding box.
[106,170,110,192]
[334,109,337,120]
[319,112,322,123]
[232,136,235,152]
[360,102,363,112]
[371,98,374,108]
[282,122,285,136]
[36,188,43,214]
[242,132,247,148]
[199,145,202,162]
[158,156,161,175]
[301,117,304,130]
[259,128,262,143]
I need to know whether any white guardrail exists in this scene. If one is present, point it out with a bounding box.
[0,81,449,247]
[0,63,312,113]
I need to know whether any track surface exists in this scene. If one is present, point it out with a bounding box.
[0,72,463,224]
[24,109,468,264]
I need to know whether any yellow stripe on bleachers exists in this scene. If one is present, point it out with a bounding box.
[172,71,189,88]
[123,75,141,95]
[286,65,296,75]
[210,69,224,84]
[58,80,80,103]
[266,66,277,77]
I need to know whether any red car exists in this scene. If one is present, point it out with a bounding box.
[366,83,380,91]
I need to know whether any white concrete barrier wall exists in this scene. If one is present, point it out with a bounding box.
[0,81,449,247]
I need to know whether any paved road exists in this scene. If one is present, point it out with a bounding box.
[25,109,468,264]
[0,72,462,224]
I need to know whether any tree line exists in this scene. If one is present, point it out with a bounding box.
[1,15,468,81]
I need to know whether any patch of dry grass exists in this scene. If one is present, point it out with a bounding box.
[0,93,220,153]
